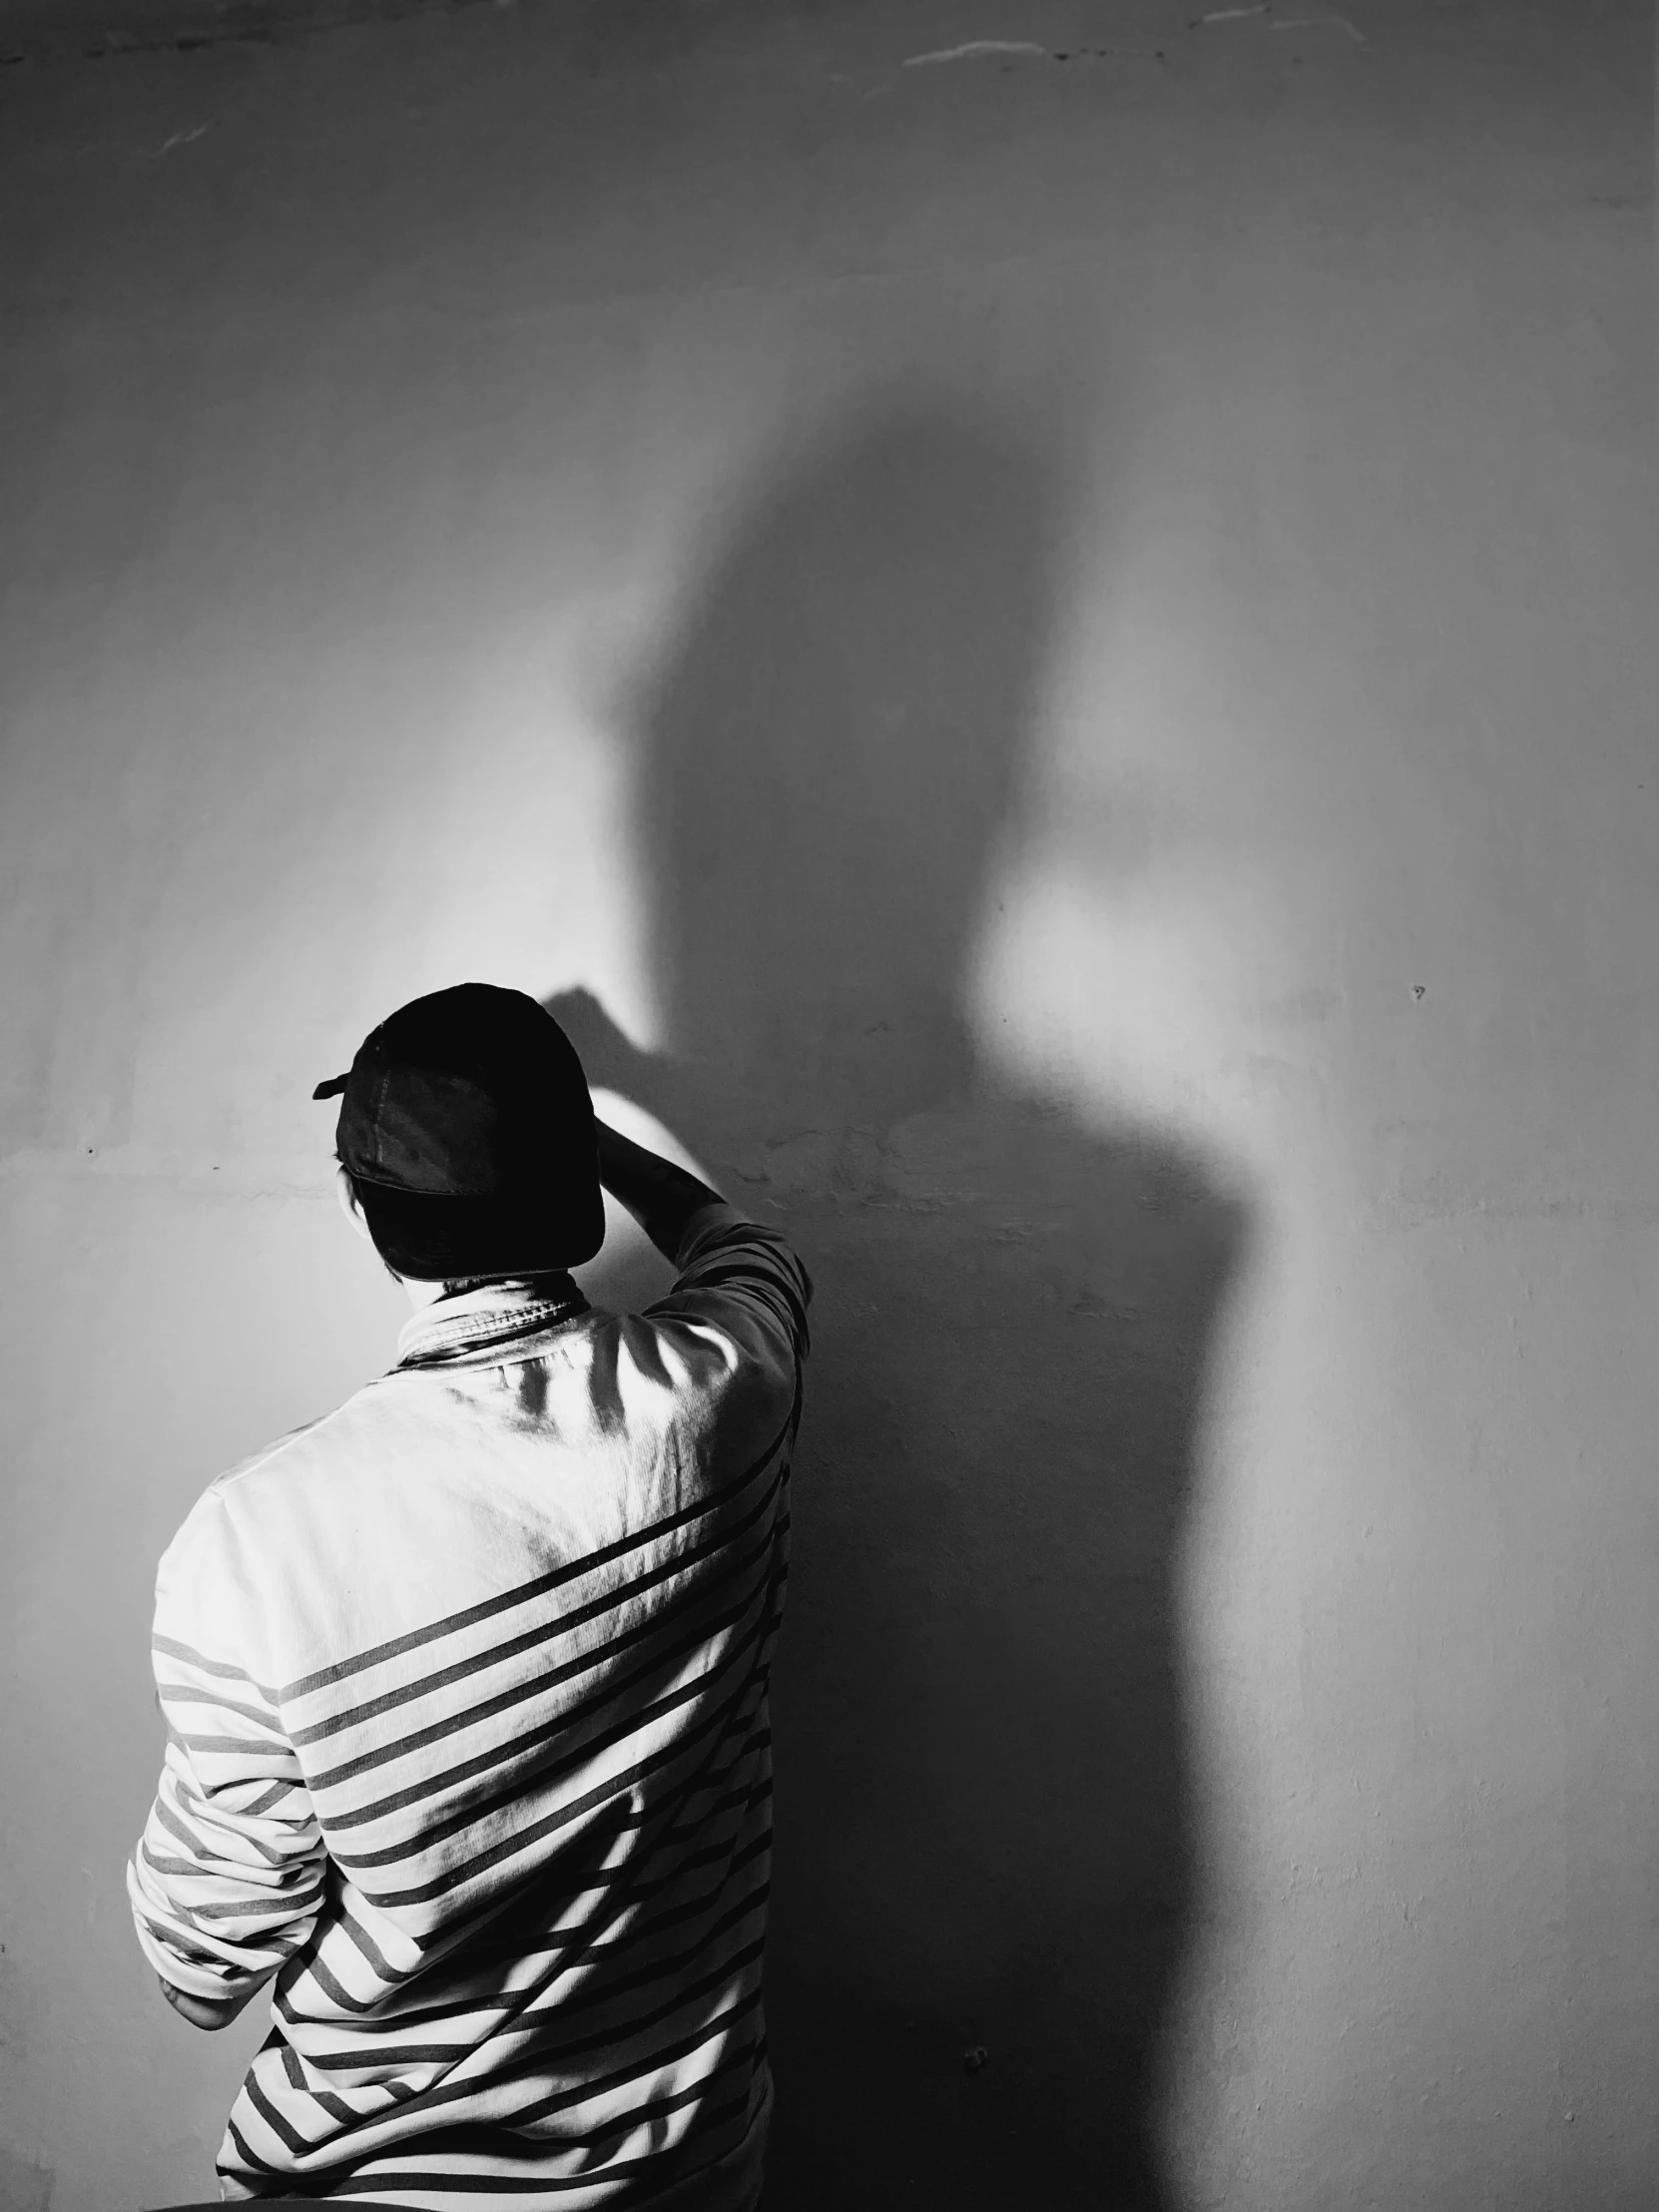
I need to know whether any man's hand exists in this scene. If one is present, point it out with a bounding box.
[158,1972,256,2031]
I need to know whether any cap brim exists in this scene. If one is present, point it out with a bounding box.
[355,1179,606,1281]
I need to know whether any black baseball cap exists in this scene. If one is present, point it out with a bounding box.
[313,983,604,1280]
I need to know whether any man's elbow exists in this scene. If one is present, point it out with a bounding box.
[158,1974,255,2031]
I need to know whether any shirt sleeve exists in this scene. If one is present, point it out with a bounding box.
[127,1495,327,2006]
[660,1203,814,1377]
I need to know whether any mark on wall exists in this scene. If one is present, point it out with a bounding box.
[1190,3,1369,43]
[895,6,1377,89]
[900,38,1169,72]
[901,41,1052,68]
[1271,14,1367,41]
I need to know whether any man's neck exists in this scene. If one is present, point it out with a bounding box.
[400,1272,577,1314]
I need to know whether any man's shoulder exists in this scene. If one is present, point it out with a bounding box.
[209,1382,385,1498]
[211,1414,330,1495]
[170,1382,396,1559]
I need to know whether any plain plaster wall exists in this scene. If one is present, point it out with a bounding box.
[1,3,1654,2208]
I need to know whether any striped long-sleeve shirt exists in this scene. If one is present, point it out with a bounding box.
[128,1205,811,2210]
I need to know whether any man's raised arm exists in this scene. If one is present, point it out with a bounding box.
[594,1121,730,1265]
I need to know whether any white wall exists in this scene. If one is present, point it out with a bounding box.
[1,4,1654,2209]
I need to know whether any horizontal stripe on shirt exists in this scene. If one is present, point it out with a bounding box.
[130,1208,809,2209]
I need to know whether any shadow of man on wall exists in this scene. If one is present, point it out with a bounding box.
[547,397,1250,2211]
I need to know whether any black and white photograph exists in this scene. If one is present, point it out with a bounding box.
[0,2,1652,2209]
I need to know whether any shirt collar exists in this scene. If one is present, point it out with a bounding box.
[394,1274,590,1369]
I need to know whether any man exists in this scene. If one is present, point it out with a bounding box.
[128,982,811,2210]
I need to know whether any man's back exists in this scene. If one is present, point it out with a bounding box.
[130,1206,810,2209]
